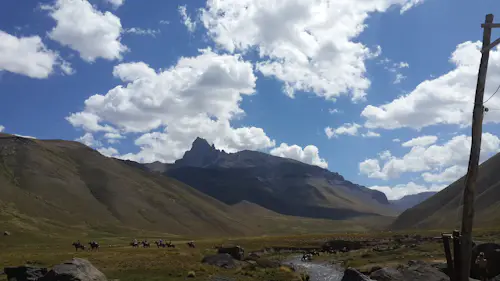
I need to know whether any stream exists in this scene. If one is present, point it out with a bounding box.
[284,256,344,281]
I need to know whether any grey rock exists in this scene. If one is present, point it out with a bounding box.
[201,254,237,269]
[39,258,107,281]
[369,261,448,281]
[341,268,373,281]
[4,265,48,281]
[370,267,404,281]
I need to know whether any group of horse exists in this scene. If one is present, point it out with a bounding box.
[130,240,179,249]
[301,250,320,261]
[72,240,196,251]
[72,241,99,251]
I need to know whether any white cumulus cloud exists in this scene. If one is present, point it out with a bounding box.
[325,123,362,139]
[422,165,468,183]
[369,182,444,200]
[362,41,500,130]
[97,146,119,157]
[43,0,128,62]
[105,0,124,9]
[200,0,421,102]
[0,30,72,78]
[270,143,328,169]
[401,135,438,147]
[362,131,381,138]
[76,132,102,147]
[360,133,500,181]
[67,48,275,163]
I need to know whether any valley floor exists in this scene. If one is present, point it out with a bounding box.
[2,229,500,281]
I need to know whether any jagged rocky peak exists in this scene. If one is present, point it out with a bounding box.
[174,137,225,168]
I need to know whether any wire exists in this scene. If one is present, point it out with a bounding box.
[484,83,500,104]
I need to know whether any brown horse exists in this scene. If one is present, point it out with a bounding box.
[155,241,166,248]
[187,241,196,248]
[72,242,85,251]
[88,241,100,251]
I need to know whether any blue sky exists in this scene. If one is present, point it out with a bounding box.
[2,0,500,199]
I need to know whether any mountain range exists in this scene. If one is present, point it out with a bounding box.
[392,151,500,230]
[389,192,438,211]
[0,133,393,238]
[134,137,397,220]
[6,131,486,237]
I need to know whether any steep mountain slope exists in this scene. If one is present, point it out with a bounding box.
[390,192,437,211]
[154,138,397,220]
[391,152,500,230]
[0,133,388,238]
[0,133,256,237]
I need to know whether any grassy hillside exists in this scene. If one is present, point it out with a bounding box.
[391,151,500,230]
[0,133,391,238]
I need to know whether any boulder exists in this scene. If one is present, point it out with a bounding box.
[201,254,237,269]
[370,267,404,281]
[323,240,363,251]
[369,261,448,281]
[39,258,107,281]
[217,246,245,260]
[4,265,48,281]
[341,268,373,281]
[401,261,448,281]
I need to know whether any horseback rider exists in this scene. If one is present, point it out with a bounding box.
[476,252,488,281]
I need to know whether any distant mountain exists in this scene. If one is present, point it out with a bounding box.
[389,192,437,211]
[0,133,257,237]
[146,137,397,220]
[0,133,391,238]
[391,152,500,230]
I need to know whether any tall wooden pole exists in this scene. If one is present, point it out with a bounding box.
[459,13,494,281]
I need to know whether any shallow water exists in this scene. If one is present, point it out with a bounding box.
[284,256,344,281]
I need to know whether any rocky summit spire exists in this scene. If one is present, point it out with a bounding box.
[174,137,220,168]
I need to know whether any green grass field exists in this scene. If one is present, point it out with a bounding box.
[2,228,500,281]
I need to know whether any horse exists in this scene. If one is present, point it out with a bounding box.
[155,241,166,248]
[187,241,196,248]
[130,241,139,248]
[142,241,151,248]
[72,242,85,251]
[88,241,100,251]
[301,253,312,262]
[166,241,176,248]
[309,250,320,256]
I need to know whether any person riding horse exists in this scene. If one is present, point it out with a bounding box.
[301,253,312,261]
[166,240,175,248]
[72,241,85,251]
[88,241,99,251]
[476,252,488,281]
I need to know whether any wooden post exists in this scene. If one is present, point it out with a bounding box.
[442,233,455,281]
[453,230,461,281]
[459,13,494,281]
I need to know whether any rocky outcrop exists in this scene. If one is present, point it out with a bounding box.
[4,265,48,281]
[341,268,374,281]
[369,260,448,281]
[201,254,237,269]
[39,258,107,281]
